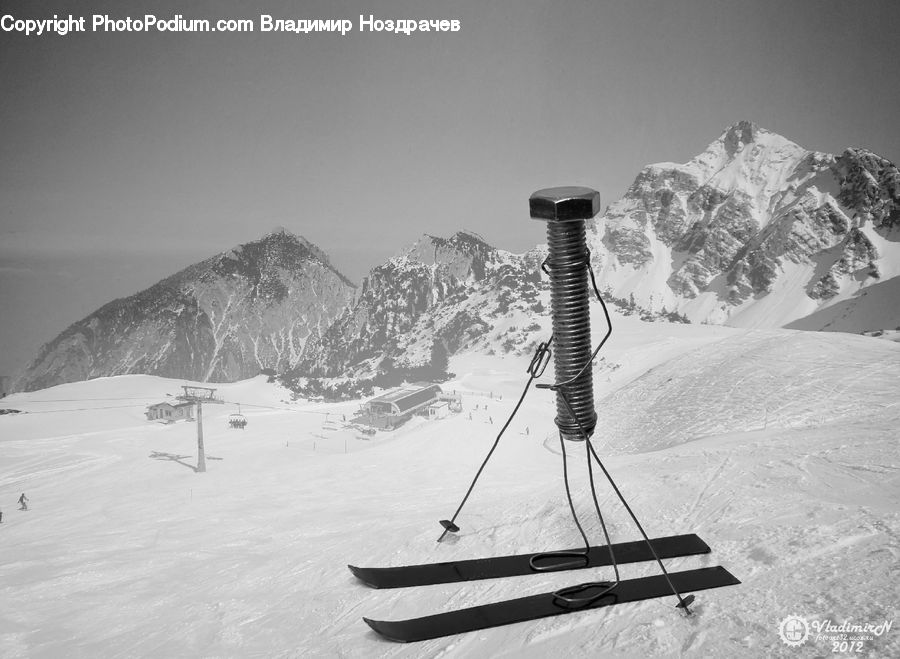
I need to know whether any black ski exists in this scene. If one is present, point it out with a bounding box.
[349,533,709,589]
[363,565,740,642]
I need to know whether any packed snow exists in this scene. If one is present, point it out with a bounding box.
[1,314,898,657]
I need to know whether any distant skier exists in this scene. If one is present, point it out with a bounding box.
[18,493,28,510]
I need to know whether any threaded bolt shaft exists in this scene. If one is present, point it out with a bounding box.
[530,187,601,441]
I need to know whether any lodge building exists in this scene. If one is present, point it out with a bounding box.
[145,401,195,422]
[360,382,459,429]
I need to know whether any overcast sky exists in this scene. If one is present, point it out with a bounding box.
[2,0,899,377]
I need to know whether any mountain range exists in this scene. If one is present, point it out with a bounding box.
[13,122,900,392]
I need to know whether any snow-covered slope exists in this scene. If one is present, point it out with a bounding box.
[2,317,898,657]
[590,121,900,333]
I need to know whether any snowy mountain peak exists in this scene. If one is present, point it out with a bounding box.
[290,229,545,386]
[400,230,497,281]
[721,119,760,152]
[680,122,812,199]
[712,120,801,156]
[260,227,329,257]
[591,122,900,332]
[405,230,494,256]
[203,231,353,290]
[258,227,328,262]
[727,118,758,136]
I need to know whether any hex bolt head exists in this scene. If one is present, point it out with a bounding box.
[529,186,601,222]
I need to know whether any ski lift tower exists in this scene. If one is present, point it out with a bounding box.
[177,385,224,473]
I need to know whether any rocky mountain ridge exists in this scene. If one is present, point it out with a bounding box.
[14,230,355,392]
[290,231,549,383]
[590,121,900,330]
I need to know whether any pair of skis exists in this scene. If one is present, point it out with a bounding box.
[349,533,740,642]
